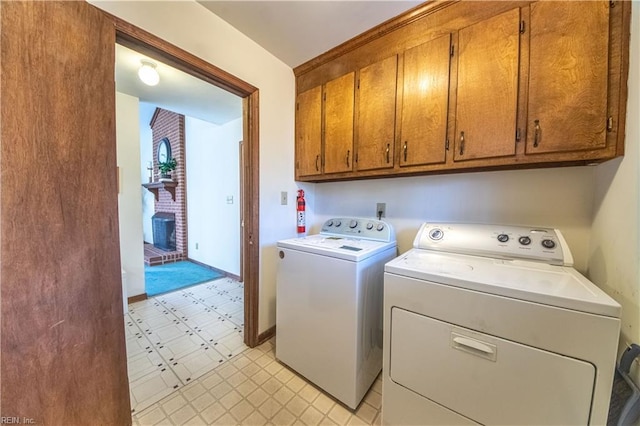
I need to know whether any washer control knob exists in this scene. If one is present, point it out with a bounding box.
[335,220,342,227]
[429,228,444,240]
[497,234,509,243]
[366,222,374,230]
[376,223,385,232]
[541,239,556,249]
[349,220,358,229]
[326,220,334,227]
[518,236,532,246]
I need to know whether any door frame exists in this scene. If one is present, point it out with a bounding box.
[114,17,261,348]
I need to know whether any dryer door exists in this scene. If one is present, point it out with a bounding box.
[389,307,595,425]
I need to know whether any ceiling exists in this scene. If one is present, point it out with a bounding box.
[115,44,242,126]
[115,1,422,125]
[198,1,423,68]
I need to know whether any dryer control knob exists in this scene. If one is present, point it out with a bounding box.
[541,239,556,249]
[349,220,358,229]
[335,220,342,227]
[326,220,334,227]
[518,236,532,246]
[497,234,509,243]
[429,228,443,240]
[376,223,385,232]
[366,222,374,230]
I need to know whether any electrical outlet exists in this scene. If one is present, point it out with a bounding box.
[281,191,288,205]
[195,243,199,250]
[376,202,386,218]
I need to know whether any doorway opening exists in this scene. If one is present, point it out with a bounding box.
[115,18,260,349]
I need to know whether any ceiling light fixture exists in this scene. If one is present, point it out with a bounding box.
[138,60,160,86]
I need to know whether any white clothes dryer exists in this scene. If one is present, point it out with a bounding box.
[276,217,397,409]
[383,223,621,425]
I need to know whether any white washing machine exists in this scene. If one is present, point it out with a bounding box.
[276,217,397,409]
[383,223,621,426]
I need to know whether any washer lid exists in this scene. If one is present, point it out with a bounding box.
[278,234,397,262]
[385,249,621,318]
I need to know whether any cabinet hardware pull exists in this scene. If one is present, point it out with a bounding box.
[315,155,319,171]
[607,116,614,132]
[346,150,350,167]
[386,144,391,163]
[459,131,465,155]
[403,141,408,162]
[516,128,521,142]
[533,120,541,147]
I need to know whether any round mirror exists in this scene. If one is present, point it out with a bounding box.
[157,137,171,163]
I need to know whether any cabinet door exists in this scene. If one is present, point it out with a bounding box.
[295,86,322,177]
[400,34,452,167]
[454,8,520,161]
[324,72,355,174]
[526,1,609,154]
[356,55,398,171]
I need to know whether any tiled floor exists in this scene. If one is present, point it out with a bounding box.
[126,278,246,414]
[127,280,383,425]
[131,339,382,426]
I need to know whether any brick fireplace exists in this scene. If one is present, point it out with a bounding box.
[148,108,187,263]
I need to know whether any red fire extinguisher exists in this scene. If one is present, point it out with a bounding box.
[297,189,306,235]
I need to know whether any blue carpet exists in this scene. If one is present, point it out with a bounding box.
[145,261,223,296]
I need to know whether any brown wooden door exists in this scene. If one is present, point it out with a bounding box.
[356,55,398,171]
[324,72,355,174]
[454,8,520,161]
[526,1,609,154]
[295,86,322,177]
[1,2,130,424]
[400,34,452,167]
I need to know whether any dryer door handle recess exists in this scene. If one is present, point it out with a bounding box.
[451,333,497,362]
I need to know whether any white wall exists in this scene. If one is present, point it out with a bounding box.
[140,103,155,243]
[314,166,595,272]
[589,2,640,363]
[116,91,146,298]
[186,116,242,276]
[92,0,298,333]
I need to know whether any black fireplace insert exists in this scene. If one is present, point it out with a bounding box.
[152,212,176,251]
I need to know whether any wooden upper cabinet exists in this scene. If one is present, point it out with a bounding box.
[356,55,398,171]
[295,86,322,178]
[400,34,452,167]
[324,72,355,174]
[292,0,628,182]
[454,8,520,162]
[526,1,609,155]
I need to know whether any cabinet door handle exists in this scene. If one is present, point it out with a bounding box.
[533,120,541,147]
[403,141,408,162]
[386,144,391,163]
[315,154,320,171]
[459,131,465,156]
[346,150,350,167]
